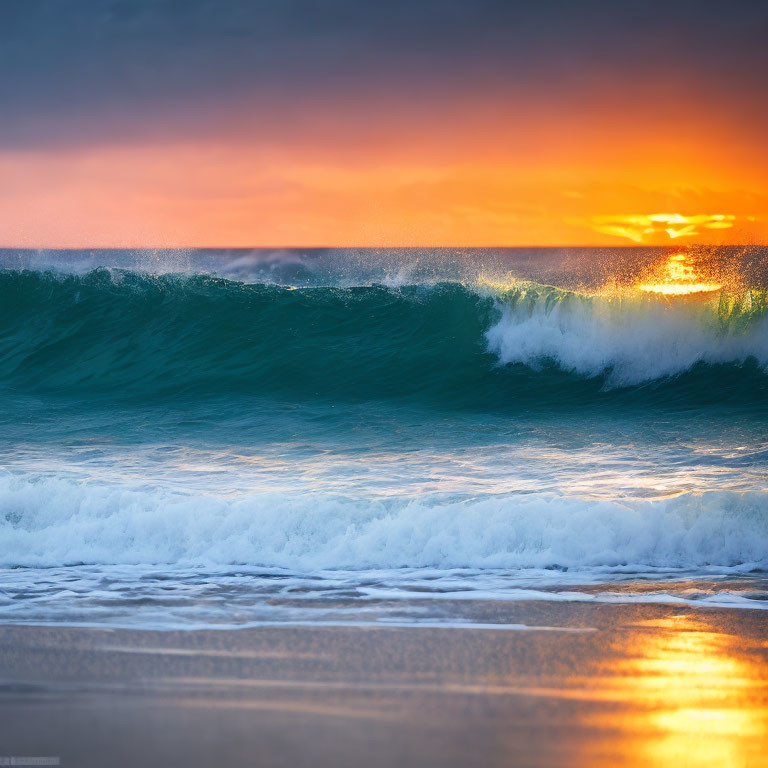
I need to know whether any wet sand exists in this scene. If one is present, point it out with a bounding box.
[0,601,766,768]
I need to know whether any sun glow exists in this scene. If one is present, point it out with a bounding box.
[602,615,768,768]
[638,253,722,296]
[588,213,739,244]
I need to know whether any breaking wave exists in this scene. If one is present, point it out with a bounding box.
[0,268,766,408]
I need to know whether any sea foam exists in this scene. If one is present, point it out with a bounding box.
[1,476,765,571]
[486,286,768,385]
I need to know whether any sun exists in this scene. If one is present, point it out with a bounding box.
[638,253,722,296]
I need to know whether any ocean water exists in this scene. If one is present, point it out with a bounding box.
[0,247,766,629]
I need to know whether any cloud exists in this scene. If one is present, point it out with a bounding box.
[0,0,766,149]
[581,213,755,244]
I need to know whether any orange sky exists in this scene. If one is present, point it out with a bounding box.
[1,2,766,247]
[2,115,765,248]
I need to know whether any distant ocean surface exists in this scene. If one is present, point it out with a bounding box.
[1,247,767,628]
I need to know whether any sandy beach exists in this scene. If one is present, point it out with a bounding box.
[0,600,765,768]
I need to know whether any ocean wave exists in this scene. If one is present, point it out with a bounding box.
[1,476,765,571]
[486,283,768,386]
[0,269,766,406]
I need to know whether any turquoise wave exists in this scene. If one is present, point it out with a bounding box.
[0,268,766,410]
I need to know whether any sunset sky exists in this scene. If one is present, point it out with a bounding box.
[1,0,767,247]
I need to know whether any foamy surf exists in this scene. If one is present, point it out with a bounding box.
[1,476,765,571]
[486,283,768,385]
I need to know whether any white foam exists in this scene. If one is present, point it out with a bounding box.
[0,476,765,570]
[485,291,768,385]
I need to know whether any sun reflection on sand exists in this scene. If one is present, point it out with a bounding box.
[582,614,768,767]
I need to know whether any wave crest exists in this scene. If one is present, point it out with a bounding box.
[487,283,768,385]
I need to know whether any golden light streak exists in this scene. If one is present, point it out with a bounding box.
[638,252,722,296]
[590,615,768,768]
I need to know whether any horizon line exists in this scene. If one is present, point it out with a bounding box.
[0,243,763,251]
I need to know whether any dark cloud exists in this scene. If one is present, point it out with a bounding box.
[0,0,766,148]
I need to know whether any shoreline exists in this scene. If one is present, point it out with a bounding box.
[1,600,765,767]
